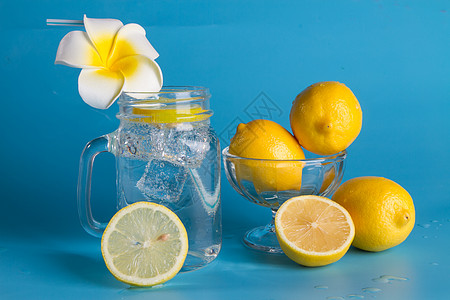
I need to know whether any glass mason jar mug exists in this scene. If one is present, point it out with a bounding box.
[77,87,221,271]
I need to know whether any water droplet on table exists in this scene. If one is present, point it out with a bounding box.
[417,224,431,229]
[362,287,382,293]
[372,275,408,283]
[314,285,328,290]
[347,294,364,299]
[430,262,439,266]
[326,297,345,300]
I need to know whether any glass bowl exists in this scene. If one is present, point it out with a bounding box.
[222,146,347,253]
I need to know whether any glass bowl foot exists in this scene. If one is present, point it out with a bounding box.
[243,223,283,253]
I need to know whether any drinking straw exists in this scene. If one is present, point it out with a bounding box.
[46,19,83,26]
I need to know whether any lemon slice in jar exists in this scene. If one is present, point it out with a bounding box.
[133,104,209,123]
[101,201,188,287]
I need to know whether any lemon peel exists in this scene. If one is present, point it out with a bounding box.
[55,15,163,109]
[228,119,305,193]
[290,81,362,155]
[332,176,415,252]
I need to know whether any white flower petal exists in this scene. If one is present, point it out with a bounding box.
[112,55,163,92]
[78,69,124,109]
[108,24,159,67]
[55,31,102,68]
[83,15,123,64]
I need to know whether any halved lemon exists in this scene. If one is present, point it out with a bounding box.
[101,201,188,286]
[275,195,355,267]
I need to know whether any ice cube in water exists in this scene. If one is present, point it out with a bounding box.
[136,159,189,211]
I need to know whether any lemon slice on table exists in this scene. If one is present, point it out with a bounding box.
[275,195,355,267]
[101,202,188,287]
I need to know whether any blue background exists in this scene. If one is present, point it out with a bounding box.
[0,0,449,299]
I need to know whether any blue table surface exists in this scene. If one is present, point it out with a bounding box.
[1,1,449,299]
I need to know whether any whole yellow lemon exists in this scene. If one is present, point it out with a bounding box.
[290,81,362,155]
[229,119,305,194]
[332,176,415,252]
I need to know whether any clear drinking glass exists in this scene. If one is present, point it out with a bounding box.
[222,147,346,253]
[78,87,221,271]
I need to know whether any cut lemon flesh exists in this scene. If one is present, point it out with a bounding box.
[275,195,355,267]
[101,202,188,286]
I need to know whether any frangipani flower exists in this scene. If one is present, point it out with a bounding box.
[55,15,163,109]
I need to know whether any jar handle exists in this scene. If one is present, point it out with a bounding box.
[77,135,112,238]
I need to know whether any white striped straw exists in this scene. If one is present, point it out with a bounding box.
[46,19,84,27]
